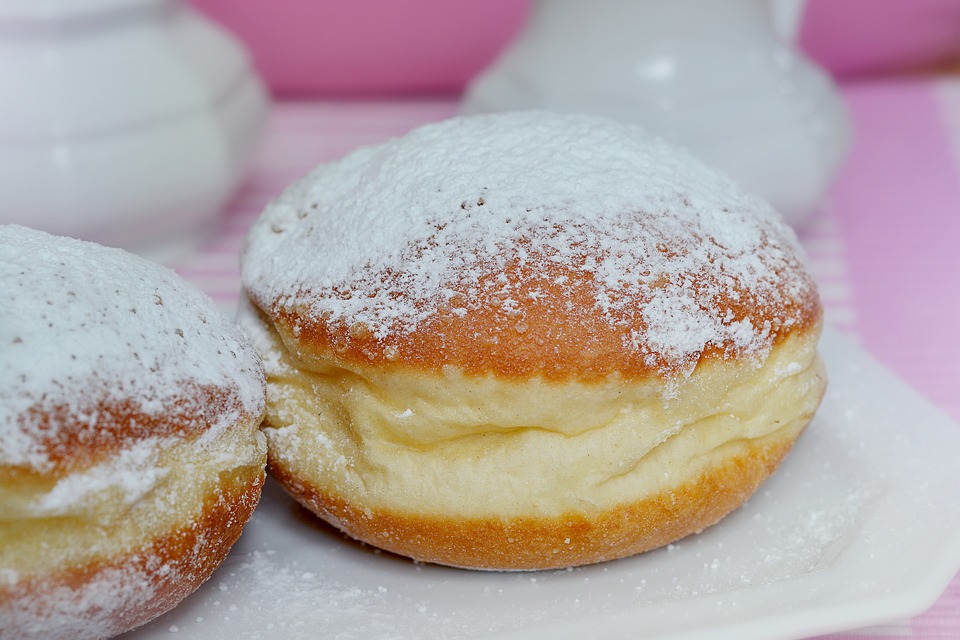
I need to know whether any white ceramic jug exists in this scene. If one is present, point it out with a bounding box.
[462,0,849,227]
[0,0,268,256]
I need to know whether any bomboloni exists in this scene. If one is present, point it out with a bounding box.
[0,225,267,638]
[239,111,827,571]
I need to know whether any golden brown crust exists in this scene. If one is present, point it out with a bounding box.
[268,428,798,571]
[0,463,264,639]
[11,384,256,475]
[270,249,822,383]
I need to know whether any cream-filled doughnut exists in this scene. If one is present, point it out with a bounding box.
[0,225,267,638]
[240,111,826,571]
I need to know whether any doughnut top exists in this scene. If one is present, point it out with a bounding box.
[0,225,265,472]
[242,112,820,381]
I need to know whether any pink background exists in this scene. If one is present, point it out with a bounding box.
[191,0,530,96]
[192,0,960,96]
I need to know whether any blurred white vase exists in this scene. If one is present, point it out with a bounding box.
[462,0,849,228]
[0,0,268,257]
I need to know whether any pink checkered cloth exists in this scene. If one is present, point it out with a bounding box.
[167,77,960,639]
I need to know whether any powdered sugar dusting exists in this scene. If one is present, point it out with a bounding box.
[33,438,170,516]
[242,112,813,372]
[2,563,158,640]
[0,225,265,471]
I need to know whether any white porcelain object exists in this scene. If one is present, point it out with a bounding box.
[0,0,268,256]
[462,0,850,228]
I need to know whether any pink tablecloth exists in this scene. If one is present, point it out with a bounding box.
[167,76,960,639]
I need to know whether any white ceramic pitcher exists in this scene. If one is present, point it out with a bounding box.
[0,0,268,256]
[462,0,849,227]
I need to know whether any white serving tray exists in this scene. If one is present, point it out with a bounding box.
[128,327,960,640]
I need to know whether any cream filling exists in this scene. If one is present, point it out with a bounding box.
[246,305,826,520]
[0,423,266,578]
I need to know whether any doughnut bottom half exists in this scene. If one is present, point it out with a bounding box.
[0,425,266,639]
[249,310,826,571]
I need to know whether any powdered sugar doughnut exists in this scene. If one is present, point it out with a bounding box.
[240,111,826,570]
[0,225,267,638]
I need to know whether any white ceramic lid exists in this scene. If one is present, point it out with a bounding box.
[0,0,253,139]
[0,0,162,23]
